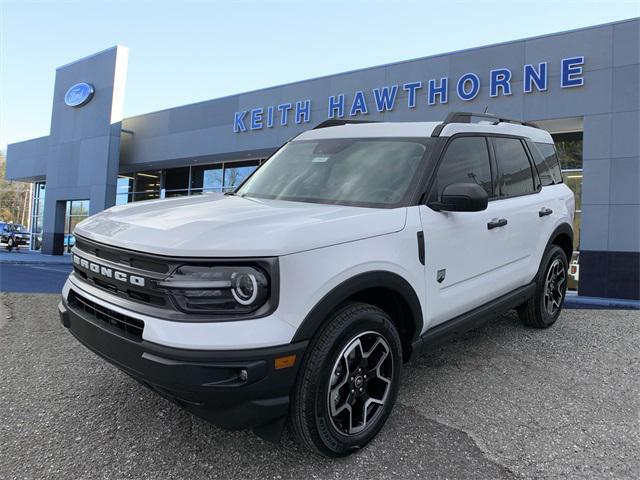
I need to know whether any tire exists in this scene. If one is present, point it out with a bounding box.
[517,245,568,328]
[6,238,14,252]
[290,302,402,457]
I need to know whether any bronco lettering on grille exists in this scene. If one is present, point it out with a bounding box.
[73,254,146,287]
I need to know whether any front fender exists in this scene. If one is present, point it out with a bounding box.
[291,269,424,343]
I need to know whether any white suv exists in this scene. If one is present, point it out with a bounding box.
[59,112,574,457]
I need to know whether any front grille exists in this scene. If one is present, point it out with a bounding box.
[75,237,170,274]
[68,290,144,341]
[72,267,167,307]
[73,236,170,308]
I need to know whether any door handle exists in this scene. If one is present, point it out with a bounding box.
[539,207,553,217]
[487,218,508,230]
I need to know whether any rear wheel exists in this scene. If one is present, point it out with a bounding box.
[518,245,568,328]
[6,238,14,251]
[290,302,402,457]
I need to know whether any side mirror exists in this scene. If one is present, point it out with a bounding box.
[429,183,488,212]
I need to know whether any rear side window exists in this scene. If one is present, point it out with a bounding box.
[434,136,493,199]
[493,137,537,196]
[533,142,563,185]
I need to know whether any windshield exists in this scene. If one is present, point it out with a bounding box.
[237,137,434,207]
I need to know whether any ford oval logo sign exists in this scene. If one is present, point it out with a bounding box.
[64,82,95,108]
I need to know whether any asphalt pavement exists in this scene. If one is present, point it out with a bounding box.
[0,262,72,293]
[0,293,638,479]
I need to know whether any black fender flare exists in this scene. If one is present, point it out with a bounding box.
[545,223,574,261]
[291,270,424,343]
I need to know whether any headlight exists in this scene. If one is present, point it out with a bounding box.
[156,265,269,314]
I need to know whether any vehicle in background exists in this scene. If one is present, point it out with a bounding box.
[0,222,29,251]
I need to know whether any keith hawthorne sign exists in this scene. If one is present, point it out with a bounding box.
[233,56,585,133]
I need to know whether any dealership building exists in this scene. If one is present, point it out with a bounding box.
[5,18,639,300]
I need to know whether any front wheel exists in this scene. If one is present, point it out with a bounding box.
[518,245,568,328]
[6,238,14,251]
[289,302,402,457]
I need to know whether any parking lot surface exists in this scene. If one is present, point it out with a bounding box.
[0,293,638,479]
[0,263,72,293]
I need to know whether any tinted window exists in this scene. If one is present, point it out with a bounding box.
[434,136,493,198]
[494,137,536,196]
[534,142,563,185]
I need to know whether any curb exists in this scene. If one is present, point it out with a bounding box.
[564,293,640,310]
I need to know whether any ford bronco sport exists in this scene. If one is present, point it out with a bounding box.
[59,112,574,456]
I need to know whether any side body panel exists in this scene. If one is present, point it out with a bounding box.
[418,183,573,330]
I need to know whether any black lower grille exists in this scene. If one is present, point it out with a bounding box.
[68,290,144,341]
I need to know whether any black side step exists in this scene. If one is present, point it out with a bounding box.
[410,282,536,359]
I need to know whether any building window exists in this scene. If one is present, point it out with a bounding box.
[30,182,45,250]
[191,165,223,194]
[553,132,583,170]
[187,161,259,194]
[163,167,190,197]
[133,171,161,201]
[121,161,260,201]
[64,199,90,253]
[116,176,134,205]
[223,161,258,192]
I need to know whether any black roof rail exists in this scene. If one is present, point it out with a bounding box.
[312,119,379,130]
[431,111,540,137]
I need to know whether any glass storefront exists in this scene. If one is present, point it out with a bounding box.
[133,171,162,201]
[191,164,223,194]
[116,160,261,205]
[30,182,46,250]
[222,161,258,192]
[163,167,190,197]
[64,199,90,253]
[116,176,134,205]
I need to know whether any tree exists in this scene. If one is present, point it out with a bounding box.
[0,151,31,225]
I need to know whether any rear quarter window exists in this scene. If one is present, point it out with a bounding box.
[533,142,563,185]
[493,137,537,196]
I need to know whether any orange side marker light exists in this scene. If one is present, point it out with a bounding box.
[274,354,297,370]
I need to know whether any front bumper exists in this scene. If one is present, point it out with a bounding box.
[58,297,307,439]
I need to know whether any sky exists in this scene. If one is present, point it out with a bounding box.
[1,0,638,150]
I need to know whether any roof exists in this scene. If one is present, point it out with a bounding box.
[295,122,441,140]
[295,120,554,143]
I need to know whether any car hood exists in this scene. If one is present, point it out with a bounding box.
[74,194,407,257]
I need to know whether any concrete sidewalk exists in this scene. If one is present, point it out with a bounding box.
[0,249,71,265]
